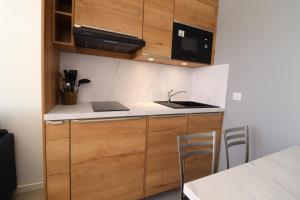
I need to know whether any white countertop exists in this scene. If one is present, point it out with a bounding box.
[44,102,225,121]
[184,146,300,200]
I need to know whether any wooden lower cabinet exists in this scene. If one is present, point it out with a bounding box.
[70,117,146,200]
[184,113,223,182]
[145,115,188,196]
[45,121,70,200]
[45,112,224,199]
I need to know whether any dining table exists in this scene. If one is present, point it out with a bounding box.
[184,145,300,200]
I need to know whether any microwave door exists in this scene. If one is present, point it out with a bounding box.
[172,22,213,64]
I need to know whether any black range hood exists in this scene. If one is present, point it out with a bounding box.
[73,26,145,53]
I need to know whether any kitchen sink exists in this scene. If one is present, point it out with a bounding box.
[154,101,219,109]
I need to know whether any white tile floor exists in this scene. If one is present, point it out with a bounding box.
[12,189,180,200]
[146,189,181,200]
[12,189,44,200]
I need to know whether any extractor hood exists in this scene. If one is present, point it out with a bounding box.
[73,25,145,53]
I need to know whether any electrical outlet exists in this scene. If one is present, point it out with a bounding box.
[233,92,242,101]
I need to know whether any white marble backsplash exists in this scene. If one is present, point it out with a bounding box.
[191,64,229,108]
[60,52,229,107]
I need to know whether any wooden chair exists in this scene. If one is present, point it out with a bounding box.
[224,126,249,169]
[177,131,217,200]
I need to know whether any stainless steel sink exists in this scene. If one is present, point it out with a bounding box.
[154,101,219,109]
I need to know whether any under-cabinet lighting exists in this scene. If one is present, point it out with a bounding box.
[182,62,187,66]
[148,58,154,61]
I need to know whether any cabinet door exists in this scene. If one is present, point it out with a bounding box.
[71,117,146,200]
[74,0,143,38]
[146,115,188,196]
[174,0,216,31]
[142,0,175,58]
[184,113,223,182]
[46,121,70,200]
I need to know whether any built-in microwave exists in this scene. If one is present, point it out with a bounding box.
[172,22,213,64]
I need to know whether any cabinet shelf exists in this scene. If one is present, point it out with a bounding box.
[55,0,72,13]
[54,10,72,16]
[53,13,72,43]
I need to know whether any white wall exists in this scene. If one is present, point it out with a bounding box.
[60,52,229,107]
[0,0,43,191]
[215,0,300,170]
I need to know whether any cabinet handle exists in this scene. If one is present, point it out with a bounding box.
[46,121,65,125]
[72,116,144,123]
[151,114,186,118]
[190,112,220,116]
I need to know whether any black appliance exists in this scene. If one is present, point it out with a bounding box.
[0,130,17,200]
[92,101,129,112]
[73,26,145,53]
[172,22,213,64]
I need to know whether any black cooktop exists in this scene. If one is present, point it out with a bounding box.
[92,101,129,112]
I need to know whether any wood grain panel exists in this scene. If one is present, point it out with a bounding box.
[142,0,174,58]
[211,6,219,64]
[43,0,59,114]
[46,121,70,200]
[71,117,146,200]
[188,113,223,133]
[145,115,188,196]
[174,0,216,31]
[199,0,219,7]
[144,0,174,31]
[185,113,223,182]
[142,26,173,58]
[74,0,143,38]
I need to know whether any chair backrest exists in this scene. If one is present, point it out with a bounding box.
[224,126,249,169]
[177,131,217,200]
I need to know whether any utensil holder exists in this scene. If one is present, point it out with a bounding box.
[61,91,77,105]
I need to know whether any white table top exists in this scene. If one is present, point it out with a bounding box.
[184,146,300,200]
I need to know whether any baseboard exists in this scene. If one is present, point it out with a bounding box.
[16,182,44,193]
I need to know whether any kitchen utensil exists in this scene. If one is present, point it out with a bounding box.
[77,79,91,88]
[58,73,65,92]
[69,70,77,87]
[63,70,69,83]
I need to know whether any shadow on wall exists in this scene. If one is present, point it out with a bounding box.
[219,125,260,171]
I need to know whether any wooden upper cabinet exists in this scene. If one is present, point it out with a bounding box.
[174,0,216,31]
[141,0,175,58]
[70,117,146,200]
[198,0,219,7]
[45,121,70,200]
[184,113,223,182]
[74,0,143,38]
[146,115,188,196]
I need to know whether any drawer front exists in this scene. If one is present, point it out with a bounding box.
[71,117,146,200]
[46,121,70,200]
[185,113,223,182]
[146,115,188,196]
[188,113,223,133]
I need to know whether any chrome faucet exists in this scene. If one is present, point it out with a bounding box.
[168,90,187,103]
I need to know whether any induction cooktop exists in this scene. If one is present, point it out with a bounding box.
[91,101,129,112]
